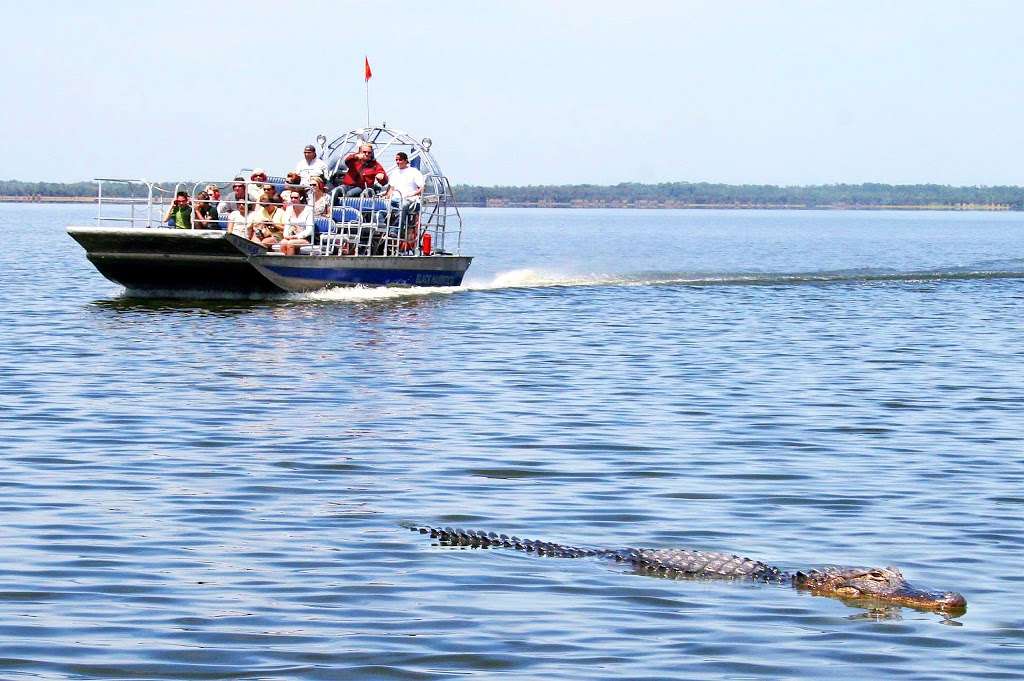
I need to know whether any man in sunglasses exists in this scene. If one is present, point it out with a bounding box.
[337,143,388,197]
[217,177,248,217]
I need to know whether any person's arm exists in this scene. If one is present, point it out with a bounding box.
[298,208,314,240]
[245,212,257,240]
[284,209,299,239]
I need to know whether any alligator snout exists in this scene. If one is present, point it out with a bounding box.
[794,566,967,614]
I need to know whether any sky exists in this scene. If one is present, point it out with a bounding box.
[3,0,1024,186]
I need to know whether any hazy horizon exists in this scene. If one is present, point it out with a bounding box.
[4,1,1023,187]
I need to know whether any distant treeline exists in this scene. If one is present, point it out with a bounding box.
[5,179,1024,209]
[0,180,176,198]
[451,182,1024,209]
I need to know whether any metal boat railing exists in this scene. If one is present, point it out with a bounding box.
[89,138,464,258]
[94,179,174,228]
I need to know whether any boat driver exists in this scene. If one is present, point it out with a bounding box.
[338,144,388,198]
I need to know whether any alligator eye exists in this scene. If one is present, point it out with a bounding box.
[868,570,886,579]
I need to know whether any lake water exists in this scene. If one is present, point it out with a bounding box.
[2,204,1023,679]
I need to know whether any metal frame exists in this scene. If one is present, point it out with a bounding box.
[94,179,172,228]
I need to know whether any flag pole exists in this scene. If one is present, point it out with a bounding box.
[364,56,372,127]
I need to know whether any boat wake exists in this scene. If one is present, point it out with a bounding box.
[300,263,1024,302]
[301,268,616,302]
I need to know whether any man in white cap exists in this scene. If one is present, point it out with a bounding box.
[295,144,328,184]
[247,168,269,204]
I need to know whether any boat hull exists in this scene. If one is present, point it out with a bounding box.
[67,227,472,295]
[252,253,471,291]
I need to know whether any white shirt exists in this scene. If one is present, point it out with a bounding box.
[227,209,249,238]
[295,157,328,183]
[388,166,425,198]
[282,205,313,240]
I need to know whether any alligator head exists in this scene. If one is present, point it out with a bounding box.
[793,566,966,614]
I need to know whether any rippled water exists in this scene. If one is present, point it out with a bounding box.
[2,203,1023,679]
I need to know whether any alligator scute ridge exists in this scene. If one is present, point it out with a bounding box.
[409,525,967,615]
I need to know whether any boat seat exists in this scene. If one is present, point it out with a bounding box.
[318,212,366,256]
[335,197,389,212]
[331,207,364,223]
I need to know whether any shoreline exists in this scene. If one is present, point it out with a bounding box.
[1,195,1013,212]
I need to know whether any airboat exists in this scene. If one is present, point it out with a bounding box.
[66,126,472,295]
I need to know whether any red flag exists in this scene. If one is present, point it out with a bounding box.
[364,57,372,82]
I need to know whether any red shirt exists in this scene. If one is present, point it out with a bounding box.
[341,153,388,188]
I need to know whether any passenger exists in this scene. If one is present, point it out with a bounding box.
[261,182,279,203]
[339,143,387,197]
[386,152,425,250]
[308,175,330,217]
[192,191,220,229]
[218,177,248,216]
[249,195,286,247]
[204,184,222,204]
[281,171,303,204]
[163,191,192,229]
[279,189,314,255]
[247,168,269,204]
[295,144,328,184]
[227,199,251,239]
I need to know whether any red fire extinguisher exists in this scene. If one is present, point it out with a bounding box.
[421,232,432,256]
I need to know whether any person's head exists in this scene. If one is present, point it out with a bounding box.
[236,200,248,214]
[174,190,189,206]
[308,175,325,193]
[263,195,281,211]
[286,171,301,185]
[204,184,220,198]
[292,188,308,204]
[303,144,316,162]
[196,191,210,203]
[263,183,276,196]
[395,152,409,168]
[358,143,374,159]
[232,180,246,198]
[251,168,267,182]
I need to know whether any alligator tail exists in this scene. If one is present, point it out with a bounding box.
[406,524,787,582]
[408,525,603,559]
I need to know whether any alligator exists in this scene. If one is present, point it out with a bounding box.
[409,525,967,615]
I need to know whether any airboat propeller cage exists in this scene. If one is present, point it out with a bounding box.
[323,126,446,185]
